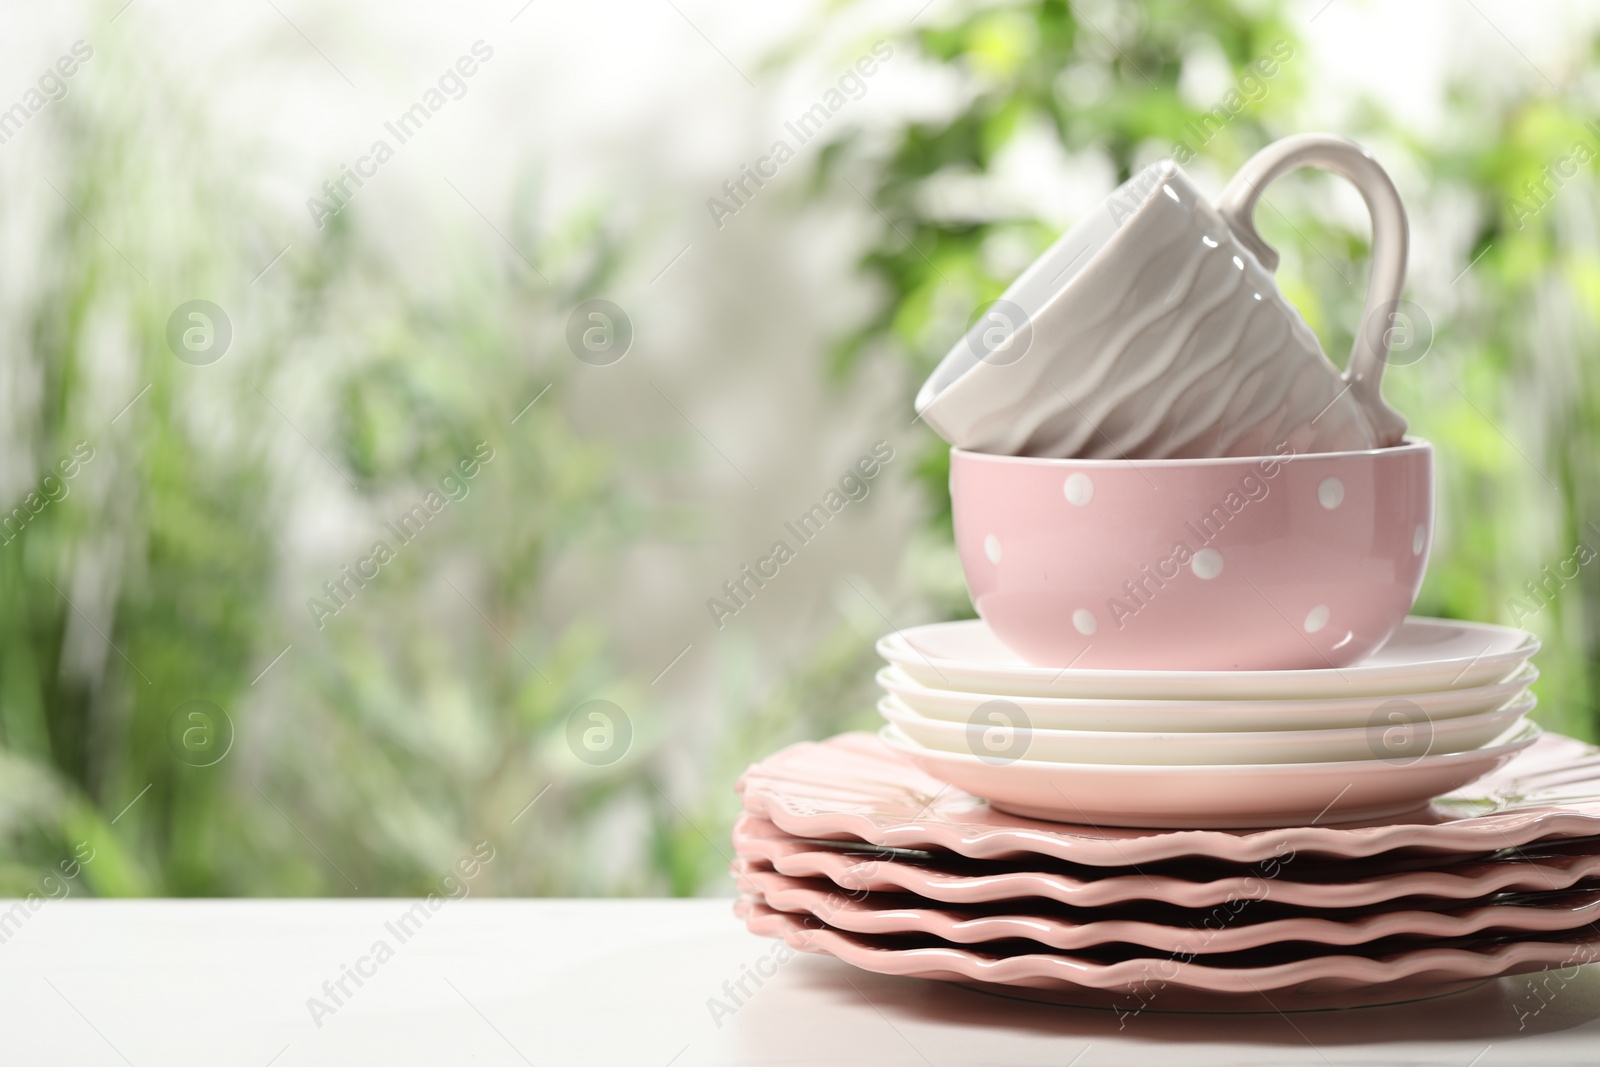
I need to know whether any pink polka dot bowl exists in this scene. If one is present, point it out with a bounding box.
[950,440,1434,671]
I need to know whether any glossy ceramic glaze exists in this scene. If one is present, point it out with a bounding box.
[950,441,1435,669]
[736,863,1600,955]
[875,663,1538,733]
[731,813,1600,910]
[875,692,1534,766]
[914,136,1409,460]
[735,731,1600,865]
[737,896,1600,1005]
[880,722,1539,829]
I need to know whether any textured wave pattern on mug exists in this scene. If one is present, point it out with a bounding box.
[1018,202,1254,457]
[1015,173,1378,459]
[1024,240,1303,458]
[914,142,1408,460]
[1058,234,1286,458]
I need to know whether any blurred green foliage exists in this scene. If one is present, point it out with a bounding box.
[0,31,667,897]
[1,1,1596,899]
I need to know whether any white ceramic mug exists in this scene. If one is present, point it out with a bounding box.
[914,134,1410,459]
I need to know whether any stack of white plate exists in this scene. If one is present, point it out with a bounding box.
[874,615,1541,829]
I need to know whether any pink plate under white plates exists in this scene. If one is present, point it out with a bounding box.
[735,863,1600,955]
[735,896,1600,1012]
[880,722,1539,828]
[731,814,1600,910]
[736,731,1600,864]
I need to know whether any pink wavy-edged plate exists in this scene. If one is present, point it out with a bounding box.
[735,896,1600,1007]
[732,813,1600,909]
[738,731,1600,865]
[735,863,1600,955]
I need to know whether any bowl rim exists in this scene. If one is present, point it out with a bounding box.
[951,436,1432,470]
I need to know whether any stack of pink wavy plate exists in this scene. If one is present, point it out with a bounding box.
[732,730,1600,1012]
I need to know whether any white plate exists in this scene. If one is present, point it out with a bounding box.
[880,721,1542,829]
[878,616,1537,700]
[877,693,1535,766]
[877,663,1537,733]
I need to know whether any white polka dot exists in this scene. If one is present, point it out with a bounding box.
[1318,477,1345,509]
[1072,609,1098,635]
[1063,473,1094,506]
[1191,548,1223,579]
[1305,605,1330,633]
[1413,524,1426,556]
[984,535,1002,564]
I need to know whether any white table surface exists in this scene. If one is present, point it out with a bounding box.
[7,898,1600,1065]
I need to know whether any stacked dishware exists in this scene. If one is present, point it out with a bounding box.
[733,133,1600,1010]
[733,728,1600,1011]
[872,616,1540,829]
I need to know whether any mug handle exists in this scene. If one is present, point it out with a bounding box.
[1214,133,1408,447]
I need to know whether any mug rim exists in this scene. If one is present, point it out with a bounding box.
[915,159,1190,417]
[951,437,1432,470]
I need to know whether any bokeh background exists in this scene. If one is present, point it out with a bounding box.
[1,0,1597,897]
